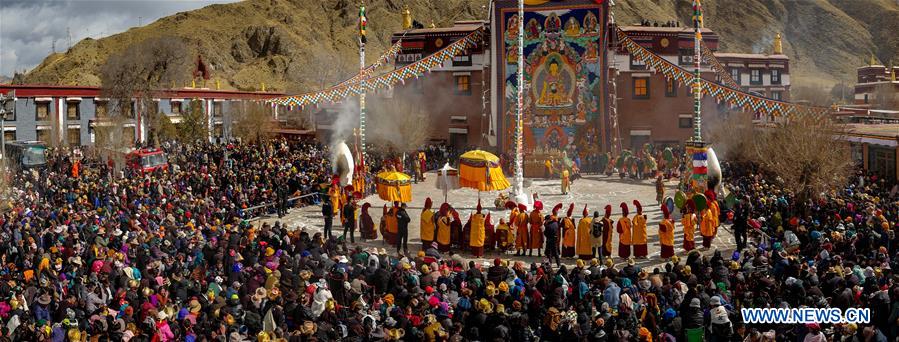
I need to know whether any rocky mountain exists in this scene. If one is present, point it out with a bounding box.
[21,0,899,92]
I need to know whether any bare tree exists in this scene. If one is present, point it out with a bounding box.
[368,98,432,153]
[99,36,192,146]
[287,49,356,93]
[706,109,757,163]
[231,102,277,143]
[790,85,832,106]
[749,114,852,207]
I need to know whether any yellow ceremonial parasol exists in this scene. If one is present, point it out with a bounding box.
[376,171,413,203]
[459,150,510,191]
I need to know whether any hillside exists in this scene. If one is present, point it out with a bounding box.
[22,0,899,92]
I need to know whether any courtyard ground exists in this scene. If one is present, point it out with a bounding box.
[258,172,736,270]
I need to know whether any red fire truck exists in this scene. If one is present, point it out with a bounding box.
[125,148,169,174]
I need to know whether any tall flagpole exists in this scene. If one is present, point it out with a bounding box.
[513,0,525,199]
[692,0,702,143]
[688,0,708,193]
[359,2,368,166]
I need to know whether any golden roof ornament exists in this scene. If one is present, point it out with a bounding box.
[870,54,878,66]
[402,6,412,30]
[429,21,436,29]
[891,64,896,82]
[772,33,783,55]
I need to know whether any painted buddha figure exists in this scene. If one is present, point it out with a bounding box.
[565,17,580,37]
[537,61,571,107]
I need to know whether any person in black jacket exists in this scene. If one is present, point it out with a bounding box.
[733,196,750,251]
[544,215,561,268]
[396,202,411,255]
[342,201,356,243]
[322,200,333,238]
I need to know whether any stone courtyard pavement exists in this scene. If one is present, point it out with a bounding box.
[258,172,736,270]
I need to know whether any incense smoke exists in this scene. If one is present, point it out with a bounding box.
[329,101,360,185]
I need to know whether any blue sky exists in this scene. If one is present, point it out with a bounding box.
[0,0,240,77]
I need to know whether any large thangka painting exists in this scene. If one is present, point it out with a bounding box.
[495,1,606,159]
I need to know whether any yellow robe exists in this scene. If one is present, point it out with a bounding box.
[561,169,570,193]
[515,212,530,248]
[562,217,576,248]
[660,219,675,247]
[617,217,632,245]
[632,214,648,246]
[576,217,594,256]
[709,201,720,229]
[470,213,486,248]
[328,188,340,216]
[420,209,436,242]
[509,208,519,226]
[700,208,716,237]
[682,213,696,242]
[386,209,398,234]
[496,223,512,249]
[437,215,452,245]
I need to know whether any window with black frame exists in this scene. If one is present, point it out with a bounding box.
[750,69,762,85]
[455,75,471,95]
[678,49,694,66]
[36,102,50,121]
[730,68,741,84]
[633,77,650,99]
[630,56,647,70]
[452,54,472,67]
[665,78,678,97]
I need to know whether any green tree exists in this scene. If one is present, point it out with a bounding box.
[178,99,209,143]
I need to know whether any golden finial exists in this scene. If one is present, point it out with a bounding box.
[772,33,783,55]
[870,54,878,66]
[215,79,221,90]
[191,79,196,88]
[261,82,266,92]
[429,21,436,29]
[402,5,412,30]
[891,64,896,82]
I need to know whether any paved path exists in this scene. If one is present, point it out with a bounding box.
[256,173,736,270]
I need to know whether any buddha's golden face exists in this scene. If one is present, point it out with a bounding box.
[549,63,559,75]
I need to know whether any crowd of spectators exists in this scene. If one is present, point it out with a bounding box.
[0,139,896,341]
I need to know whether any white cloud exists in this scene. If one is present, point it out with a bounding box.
[0,0,239,77]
